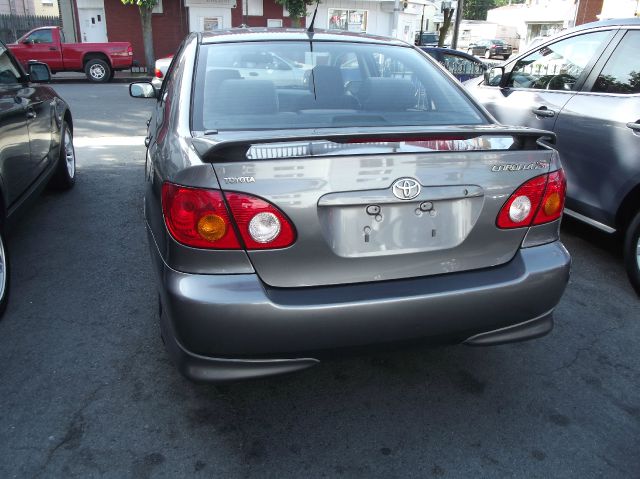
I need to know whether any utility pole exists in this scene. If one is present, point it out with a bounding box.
[392,0,401,38]
[451,0,464,49]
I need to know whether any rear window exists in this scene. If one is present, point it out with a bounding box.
[191,41,486,132]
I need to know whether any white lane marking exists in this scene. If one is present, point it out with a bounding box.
[74,136,147,147]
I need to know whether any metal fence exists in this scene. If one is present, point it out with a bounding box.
[0,14,61,45]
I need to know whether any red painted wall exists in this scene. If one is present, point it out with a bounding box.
[575,0,603,26]
[103,0,189,67]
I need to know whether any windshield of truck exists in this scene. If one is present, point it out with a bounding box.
[192,41,486,132]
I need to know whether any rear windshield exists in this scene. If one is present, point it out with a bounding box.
[491,39,505,45]
[192,41,486,132]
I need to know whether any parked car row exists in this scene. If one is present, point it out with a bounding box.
[131,28,571,382]
[465,17,640,294]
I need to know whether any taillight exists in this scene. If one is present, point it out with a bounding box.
[161,182,295,250]
[154,68,163,79]
[162,183,240,249]
[127,46,133,56]
[225,192,296,249]
[496,169,566,229]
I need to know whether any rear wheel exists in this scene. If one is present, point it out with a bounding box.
[49,121,76,190]
[0,228,9,319]
[85,58,112,83]
[623,210,640,296]
[503,54,511,60]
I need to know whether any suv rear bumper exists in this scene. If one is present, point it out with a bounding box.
[151,240,570,382]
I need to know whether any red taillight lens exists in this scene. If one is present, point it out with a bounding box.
[533,169,566,225]
[224,192,296,249]
[162,183,240,249]
[154,68,163,79]
[127,46,133,56]
[496,169,566,229]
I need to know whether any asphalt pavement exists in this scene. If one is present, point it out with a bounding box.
[0,83,638,478]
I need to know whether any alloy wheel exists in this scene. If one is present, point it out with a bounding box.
[64,128,75,178]
[90,64,106,80]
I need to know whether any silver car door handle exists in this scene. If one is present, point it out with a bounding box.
[626,122,640,132]
[532,107,555,118]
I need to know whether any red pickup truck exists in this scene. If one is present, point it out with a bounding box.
[8,26,133,83]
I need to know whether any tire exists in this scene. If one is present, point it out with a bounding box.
[503,54,511,60]
[623,210,640,296]
[49,121,76,190]
[84,58,112,83]
[484,49,491,59]
[0,228,9,320]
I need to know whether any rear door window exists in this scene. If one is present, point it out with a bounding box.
[192,41,486,132]
[592,30,640,94]
[507,31,610,90]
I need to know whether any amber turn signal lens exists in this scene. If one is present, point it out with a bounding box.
[197,214,226,242]
[543,192,561,217]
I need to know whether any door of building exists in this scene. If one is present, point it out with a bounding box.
[78,8,108,43]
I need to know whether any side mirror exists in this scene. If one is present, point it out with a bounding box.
[484,65,505,87]
[129,82,157,99]
[28,62,51,82]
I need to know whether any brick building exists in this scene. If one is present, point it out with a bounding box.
[69,0,294,66]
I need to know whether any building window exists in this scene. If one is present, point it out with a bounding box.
[203,17,223,31]
[267,19,283,27]
[243,0,263,17]
[328,9,367,33]
[283,6,289,17]
[152,0,163,14]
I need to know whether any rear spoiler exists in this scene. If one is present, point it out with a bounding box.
[191,127,556,163]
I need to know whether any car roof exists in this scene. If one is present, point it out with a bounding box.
[200,28,410,46]
[571,17,640,31]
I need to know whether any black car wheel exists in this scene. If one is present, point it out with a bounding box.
[49,121,76,190]
[85,58,112,83]
[624,210,640,296]
[0,227,9,319]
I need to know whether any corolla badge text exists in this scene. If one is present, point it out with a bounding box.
[223,176,256,184]
[491,161,548,172]
[392,178,421,200]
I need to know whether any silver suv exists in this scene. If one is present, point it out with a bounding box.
[466,18,640,295]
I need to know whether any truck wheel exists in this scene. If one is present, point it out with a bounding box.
[49,121,76,190]
[85,59,111,83]
[0,227,9,320]
[624,210,640,296]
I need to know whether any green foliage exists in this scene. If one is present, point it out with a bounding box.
[121,0,157,9]
[274,0,316,21]
[464,0,525,21]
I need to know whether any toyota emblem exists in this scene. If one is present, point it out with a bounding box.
[392,178,421,200]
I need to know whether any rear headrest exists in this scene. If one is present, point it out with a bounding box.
[205,68,241,91]
[214,79,278,115]
[360,78,416,111]
[309,65,344,96]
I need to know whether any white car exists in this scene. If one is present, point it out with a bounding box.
[152,55,172,89]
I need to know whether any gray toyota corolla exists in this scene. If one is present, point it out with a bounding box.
[130,28,571,382]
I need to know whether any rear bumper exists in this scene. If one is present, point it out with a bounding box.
[152,240,570,382]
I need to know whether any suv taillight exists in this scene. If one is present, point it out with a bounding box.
[161,182,295,250]
[496,170,566,229]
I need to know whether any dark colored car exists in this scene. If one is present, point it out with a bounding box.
[415,32,441,46]
[0,42,76,317]
[420,46,488,82]
[130,28,570,382]
[468,39,513,60]
[465,18,640,295]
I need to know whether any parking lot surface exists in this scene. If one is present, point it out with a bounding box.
[0,83,638,478]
